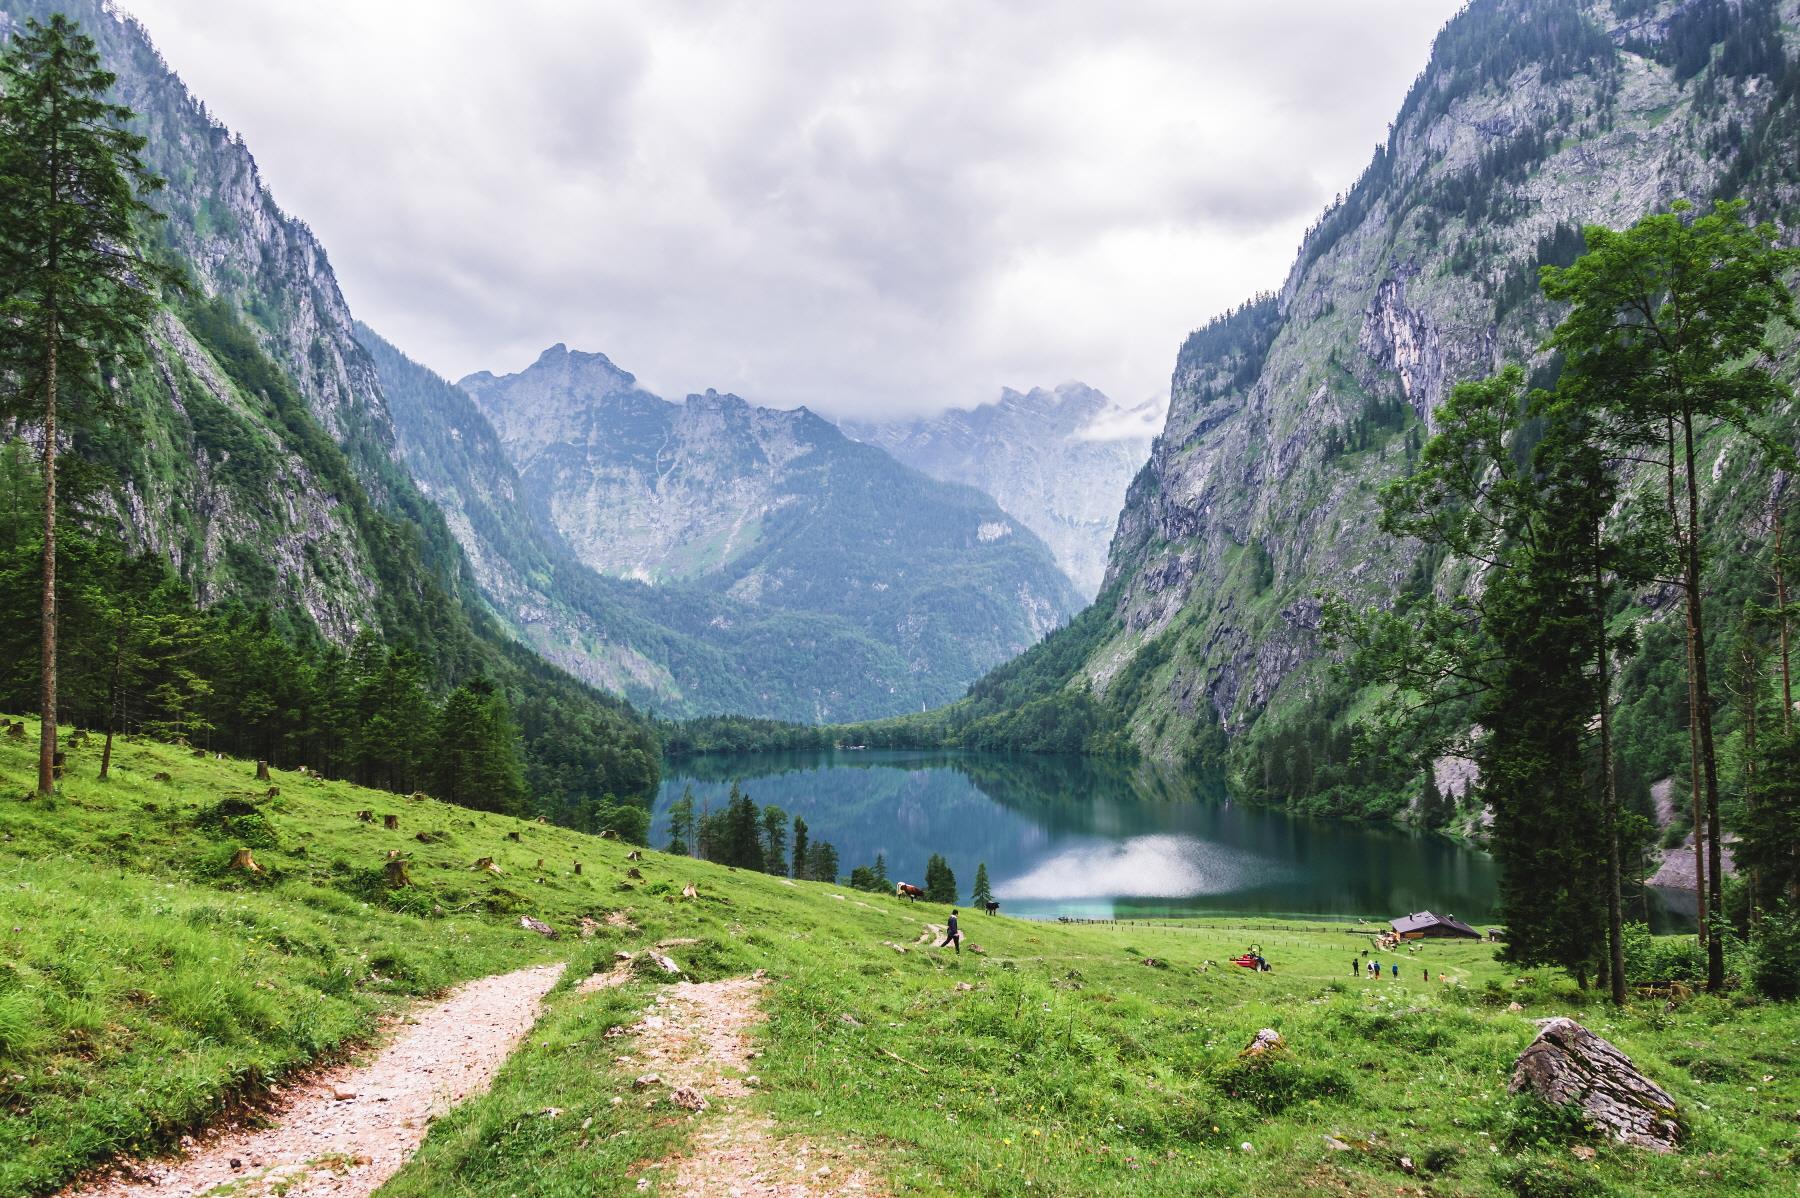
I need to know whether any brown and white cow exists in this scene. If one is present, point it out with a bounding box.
[896,882,924,901]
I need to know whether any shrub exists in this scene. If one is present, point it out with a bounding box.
[1750,899,1800,1000]
[1620,921,1704,984]
[1207,1048,1346,1114]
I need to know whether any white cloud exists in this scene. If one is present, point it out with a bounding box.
[118,0,1462,418]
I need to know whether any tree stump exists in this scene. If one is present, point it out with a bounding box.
[5,723,22,739]
[573,861,582,876]
[1509,1017,1681,1152]
[507,830,521,842]
[472,856,502,874]
[152,771,172,782]
[265,786,280,799]
[229,848,262,874]
[255,760,270,781]
[535,857,545,869]
[415,831,439,844]
[383,814,399,830]
[599,829,619,839]
[51,750,64,779]
[626,867,644,880]
[626,850,642,861]
[384,859,413,887]
[191,747,207,757]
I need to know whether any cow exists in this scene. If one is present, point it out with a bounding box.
[896,882,924,901]
[983,900,1000,916]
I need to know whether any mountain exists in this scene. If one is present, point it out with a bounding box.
[0,0,660,816]
[932,0,1800,815]
[841,383,1157,597]
[442,345,1083,718]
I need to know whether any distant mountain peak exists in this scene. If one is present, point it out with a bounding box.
[840,381,1154,597]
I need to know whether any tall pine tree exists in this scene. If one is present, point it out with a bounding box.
[1543,200,1800,990]
[0,14,172,794]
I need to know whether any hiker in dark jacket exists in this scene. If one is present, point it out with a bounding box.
[939,909,961,953]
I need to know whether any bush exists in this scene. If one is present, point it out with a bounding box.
[1750,899,1800,1000]
[1620,921,1705,985]
[1207,1048,1346,1114]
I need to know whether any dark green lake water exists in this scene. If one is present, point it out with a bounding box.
[654,751,1692,930]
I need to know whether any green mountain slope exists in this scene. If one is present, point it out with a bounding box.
[0,0,660,816]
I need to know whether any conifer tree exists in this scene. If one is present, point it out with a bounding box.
[807,840,839,885]
[0,14,172,794]
[760,803,788,875]
[872,853,889,890]
[924,853,957,904]
[1543,200,1800,991]
[971,862,993,908]
[431,677,527,815]
[791,815,809,880]
[666,788,696,856]
[720,783,763,869]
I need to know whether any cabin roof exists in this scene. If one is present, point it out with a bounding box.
[1390,910,1480,937]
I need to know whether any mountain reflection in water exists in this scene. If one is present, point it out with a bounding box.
[653,750,1691,931]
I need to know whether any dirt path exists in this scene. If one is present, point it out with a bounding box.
[622,976,883,1196]
[63,962,566,1198]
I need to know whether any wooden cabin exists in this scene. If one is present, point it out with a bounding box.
[1390,910,1481,940]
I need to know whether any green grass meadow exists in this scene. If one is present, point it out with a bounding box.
[1,720,1795,1196]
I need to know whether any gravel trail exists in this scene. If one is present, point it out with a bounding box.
[61,962,565,1198]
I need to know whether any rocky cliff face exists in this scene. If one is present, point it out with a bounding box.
[463,347,841,584]
[0,0,395,638]
[842,384,1156,598]
[455,346,1084,716]
[1087,0,1800,763]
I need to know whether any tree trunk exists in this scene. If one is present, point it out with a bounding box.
[37,332,57,798]
[1595,540,1626,1006]
[1682,406,1725,992]
[1670,418,1707,943]
[1778,509,1792,737]
[256,759,270,781]
[100,619,123,781]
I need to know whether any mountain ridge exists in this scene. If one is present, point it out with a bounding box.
[842,381,1156,597]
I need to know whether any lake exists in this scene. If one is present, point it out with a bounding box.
[653,751,1695,929]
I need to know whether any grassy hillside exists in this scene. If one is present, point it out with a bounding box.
[3,722,1796,1196]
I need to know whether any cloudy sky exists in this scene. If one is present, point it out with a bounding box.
[120,0,1462,421]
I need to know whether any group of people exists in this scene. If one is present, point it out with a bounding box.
[1357,953,1435,983]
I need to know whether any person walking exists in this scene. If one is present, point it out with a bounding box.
[1390,963,1398,979]
[939,909,961,954]
[1352,958,1359,978]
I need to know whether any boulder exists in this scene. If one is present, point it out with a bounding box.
[1241,1027,1284,1057]
[1509,1017,1680,1152]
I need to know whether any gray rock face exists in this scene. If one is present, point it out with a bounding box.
[463,347,836,585]
[451,344,1083,718]
[1087,0,1800,761]
[1510,1017,1681,1152]
[842,383,1156,597]
[0,0,401,641]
